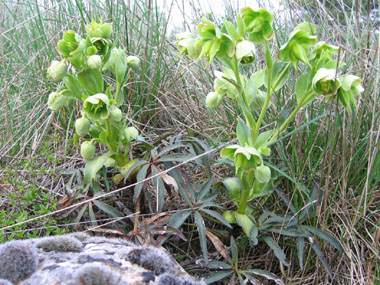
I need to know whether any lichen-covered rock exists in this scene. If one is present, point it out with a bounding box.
[0,233,205,285]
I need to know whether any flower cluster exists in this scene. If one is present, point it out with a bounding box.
[47,21,141,183]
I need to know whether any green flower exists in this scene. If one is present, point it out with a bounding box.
[85,21,113,39]
[240,8,274,43]
[310,41,339,60]
[336,75,364,113]
[80,141,96,160]
[235,40,256,64]
[221,144,262,176]
[87,55,102,69]
[205,92,223,109]
[126,56,140,68]
[47,92,66,111]
[83,93,110,121]
[90,37,109,56]
[195,19,235,66]
[278,22,318,66]
[312,68,339,95]
[124,126,139,141]
[175,32,199,59]
[57,30,82,58]
[47,60,67,82]
[75,117,91,137]
[214,71,238,99]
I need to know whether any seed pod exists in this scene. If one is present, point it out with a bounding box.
[126,56,140,68]
[87,55,102,69]
[75,117,90,137]
[124,127,138,141]
[47,60,67,82]
[80,141,96,160]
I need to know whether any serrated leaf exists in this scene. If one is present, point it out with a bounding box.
[133,164,150,203]
[201,208,232,229]
[194,211,208,263]
[198,176,215,201]
[93,200,124,218]
[297,236,305,270]
[168,210,192,228]
[84,152,112,184]
[262,235,290,266]
[274,187,297,214]
[208,260,232,269]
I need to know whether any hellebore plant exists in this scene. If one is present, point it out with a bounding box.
[47,20,141,185]
[176,9,363,239]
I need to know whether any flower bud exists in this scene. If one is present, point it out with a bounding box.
[109,107,122,121]
[124,127,138,141]
[87,55,102,69]
[47,60,67,82]
[86,21,113,39]
[75,117,91,137]
[47,92,66,111]
[80,141,96,160]
[255,164,271,184]
[205,92,223,110]
[126,56,140,68]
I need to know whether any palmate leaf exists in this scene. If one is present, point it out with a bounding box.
[157,143,186,157]
[262,235,290,266]
[194,211,208,263]
[301,225,344,253]
[157,153,193,162]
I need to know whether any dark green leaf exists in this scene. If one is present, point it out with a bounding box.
[249,224,258,245]
[243,269,284,285]
[201,208,232,229]
[123,160,148,181]
[157,143,186,157]
[157,153,193,162]
[93,200,123,218]
[168,210,192,229]
[274,187,297,214]
[308,236,332,279]
[230,236,238,265]
[194,211,208,263]
[151,165,166,212]
[208,260,231,269]
[198,176,215,201]
[204,270,233,283]
[297,236,305,270]
[133,164,150,203]
[302,225,344,253]
[262,235,290,266]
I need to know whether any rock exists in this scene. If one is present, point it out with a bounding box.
[0,233,205,285]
